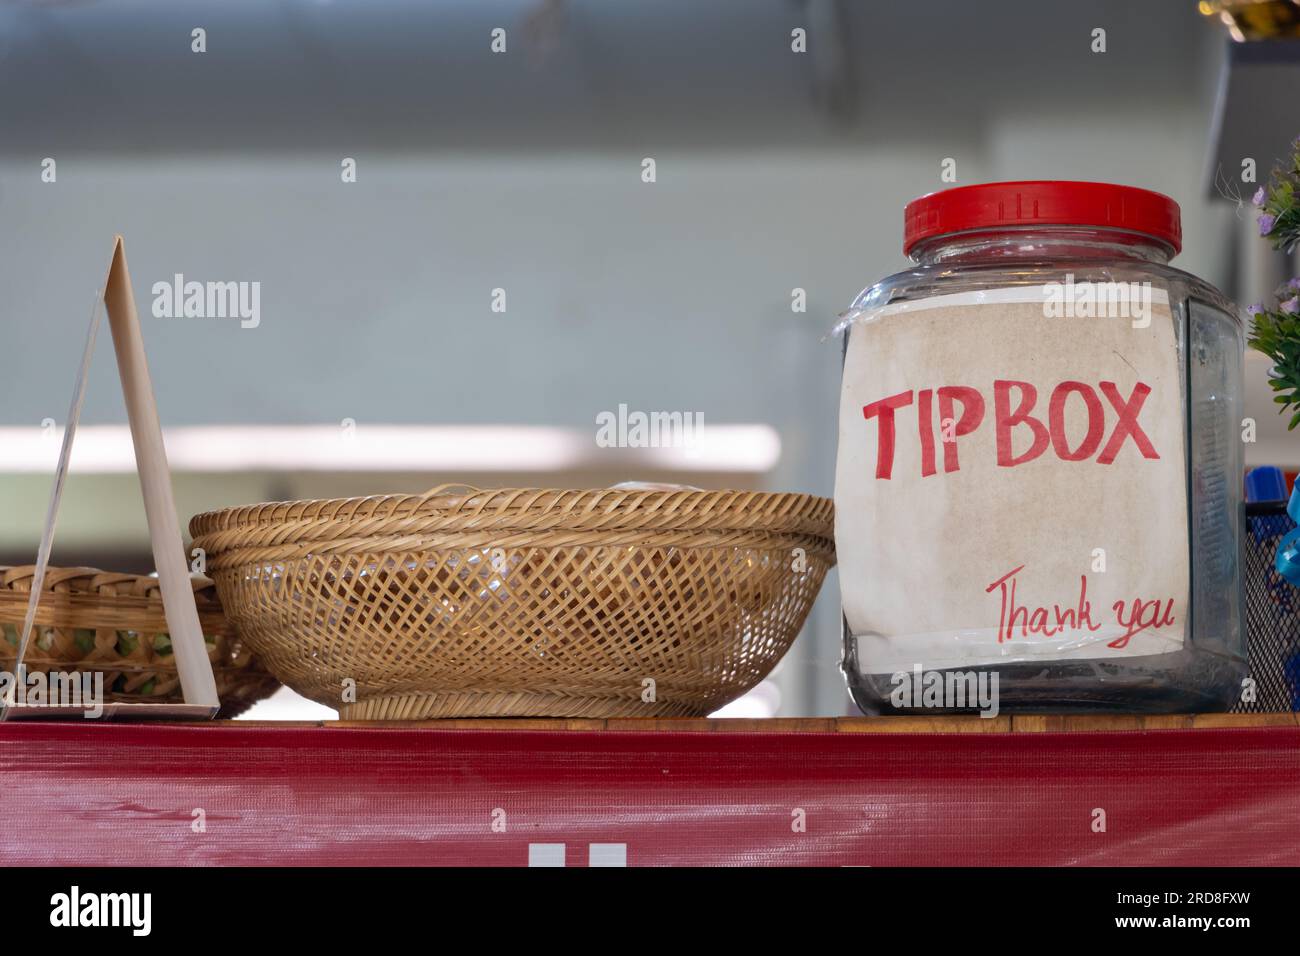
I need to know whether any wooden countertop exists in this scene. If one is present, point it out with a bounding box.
[215,712,1300,733]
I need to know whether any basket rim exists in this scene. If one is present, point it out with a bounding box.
[189,487,836,541]
[0,565,228,635]
[0,564,221,603]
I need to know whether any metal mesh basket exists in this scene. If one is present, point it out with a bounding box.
[1235,501,1300,712]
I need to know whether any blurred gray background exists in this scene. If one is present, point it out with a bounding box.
[0,0,1292,716]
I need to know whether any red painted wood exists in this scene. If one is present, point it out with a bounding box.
[1,723,1295,866]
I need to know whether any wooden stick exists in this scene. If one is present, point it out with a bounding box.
[103,237,218,709]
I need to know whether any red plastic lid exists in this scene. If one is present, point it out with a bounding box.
[902,180,1181,257]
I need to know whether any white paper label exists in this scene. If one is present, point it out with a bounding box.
[835,285,1188,674]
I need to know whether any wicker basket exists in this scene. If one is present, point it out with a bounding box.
[0,565,281,717]
[189,486,836,719]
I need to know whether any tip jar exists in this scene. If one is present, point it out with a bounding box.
[835,181,1247,715]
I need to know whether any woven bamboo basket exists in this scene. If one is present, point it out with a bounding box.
[0,565,281,717]
[189,486,836,719]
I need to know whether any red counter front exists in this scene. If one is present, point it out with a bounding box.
[1,717,1296,866]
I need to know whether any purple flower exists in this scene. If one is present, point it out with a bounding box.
[1289,277,1300,290]
[1282,297,1299,314]
[1248,302,1265,316]
[1260,213,1277,236]
[1253,186,1267,206]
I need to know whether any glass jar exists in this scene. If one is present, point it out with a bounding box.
[835,181,1246,715]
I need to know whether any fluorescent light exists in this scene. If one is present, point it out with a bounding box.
[0,424,781,474]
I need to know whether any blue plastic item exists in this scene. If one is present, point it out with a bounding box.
[1278,485,1300,587]
[1247,465,1289,504]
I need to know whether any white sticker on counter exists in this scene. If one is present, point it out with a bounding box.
[835,285,1188,674]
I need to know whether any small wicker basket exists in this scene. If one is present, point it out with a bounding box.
[0,565,281,717]
[190,486,836,719]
